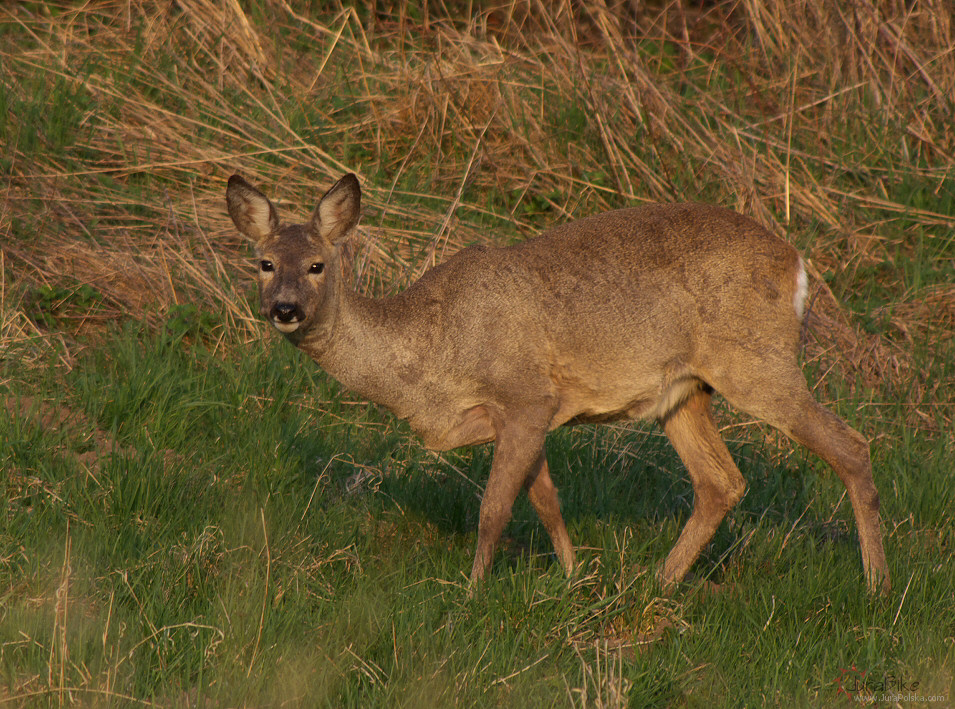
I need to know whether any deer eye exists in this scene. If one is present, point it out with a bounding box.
[259,260,274,272]
[309,263,324,274]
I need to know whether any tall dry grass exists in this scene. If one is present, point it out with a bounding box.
[0,1,952,413]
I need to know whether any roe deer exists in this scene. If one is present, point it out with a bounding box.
[226,173,890,594]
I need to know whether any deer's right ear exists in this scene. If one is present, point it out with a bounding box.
[226,174,279,243]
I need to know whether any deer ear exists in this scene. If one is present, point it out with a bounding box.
[310,173,361,246]
[226,174,279,243]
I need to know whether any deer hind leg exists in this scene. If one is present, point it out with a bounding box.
[659,386,746,587]
[713,364,890,594]
[524,450,576,576]
[792,401,889,593]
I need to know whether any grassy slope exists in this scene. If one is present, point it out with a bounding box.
[1,1,953,706]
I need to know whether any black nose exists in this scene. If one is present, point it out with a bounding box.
[271,303,302,323]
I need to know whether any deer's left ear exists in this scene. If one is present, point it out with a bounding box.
[309,173,361,246]
[227,174,280,244]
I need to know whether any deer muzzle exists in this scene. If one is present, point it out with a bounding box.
[270,302,304,333]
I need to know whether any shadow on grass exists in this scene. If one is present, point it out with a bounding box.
[294,415,864,585]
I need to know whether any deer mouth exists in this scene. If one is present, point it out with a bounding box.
[272,319,301,333]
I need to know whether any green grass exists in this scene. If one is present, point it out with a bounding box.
[2,323,952,707]
[2,1,953,706]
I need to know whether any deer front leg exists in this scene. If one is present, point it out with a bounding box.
[470,423,549,585]
[524,451,576,576]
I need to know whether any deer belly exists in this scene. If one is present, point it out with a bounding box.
[547,359,702,426]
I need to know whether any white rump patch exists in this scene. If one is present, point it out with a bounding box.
[794,257,808,320]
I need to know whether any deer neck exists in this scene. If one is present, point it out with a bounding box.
[298,281,416,413]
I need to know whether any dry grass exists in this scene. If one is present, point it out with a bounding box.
[0,1,952,414]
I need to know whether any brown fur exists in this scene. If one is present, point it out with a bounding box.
[226,173,890,594]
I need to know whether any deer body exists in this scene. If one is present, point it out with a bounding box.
[227,173,890,594]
